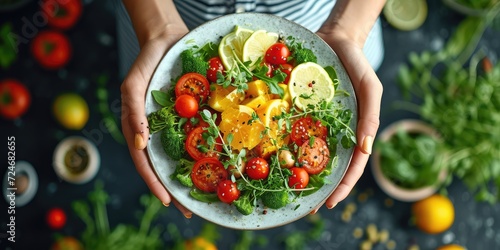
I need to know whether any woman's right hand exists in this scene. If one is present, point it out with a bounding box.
[120,23,191,217]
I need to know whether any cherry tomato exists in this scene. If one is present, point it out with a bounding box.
[191,157,228,192]
[185,127,222,161]
[183,112,210,134]
[217,180,240,203]
[41,0,83,30]
[277,63,293,84]
[290,117,327,146]
[206,57,224,83]
[265,43,290,65]
[245,157,270,180]
[46,207,67,230]
[175,73,210,102]
[175,94,198,118]
[31,30,72,69]
[297,137,330,175]
[0,79,31,120]
[288,167,309,189]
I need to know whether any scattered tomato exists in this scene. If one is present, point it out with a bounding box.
[288,167,309,189]
[46,207,67,230]
[175,94,199,118]
[191,157,228,193]
[217,179,240,203]
[245,157,270,180]
[277,63,293,84]
[265,43,290,65]
[297,137,330,175]
[51,236,83,250]
[0,79,31,120]
[175,72,210,102]
[185,127,222,161]
[206,57,224,83]
[31,30,72,69]
[41,0,83,30]
[290,117,327,146]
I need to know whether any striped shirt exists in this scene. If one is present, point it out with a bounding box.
[116,0,384,78]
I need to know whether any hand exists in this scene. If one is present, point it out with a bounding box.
[314,28,383,211]
[121,25,193,218]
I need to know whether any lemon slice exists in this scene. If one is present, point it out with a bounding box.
[219,105,265,150]
[242,29,279,64]
[219,26,253,70]
[384,0,427,31]
[288,62,335,110]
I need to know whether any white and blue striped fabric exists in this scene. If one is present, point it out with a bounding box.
[116,0,384,78]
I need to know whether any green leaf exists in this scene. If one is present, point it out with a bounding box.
[151,90,172,107]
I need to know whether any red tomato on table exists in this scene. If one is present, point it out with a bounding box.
[31,30,72,69]
[290,117,327,146]
[297,137,330,175]
[217,180,240,203]
[175,73,210,102]
[0,79,31,120]
[185,127,222,161]
[191,157,228,193]
[46,207,67,230]
[41,0,83,30]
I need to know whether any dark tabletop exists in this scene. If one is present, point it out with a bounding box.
[1,0,499,249]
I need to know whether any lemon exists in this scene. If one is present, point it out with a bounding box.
[288,62,335,110]
[219,26,253,70]
[384,0,427,31]
[412,194,455,234]
[437,244,467,250]
[53,93,89,130]
[184,237,217,250]
[242,29,279,64]
[219,105,265,150]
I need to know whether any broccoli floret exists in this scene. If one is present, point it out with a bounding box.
[160,127,186,161]
[170,159,194,187]
[233,191,254,215]
[180,49,209,75]
[261,190,289,209]
[292,47,317,65]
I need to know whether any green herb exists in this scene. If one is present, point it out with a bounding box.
[96,74,126,145]
[286,36,318,65]
[396,7,500,202]
[0,23,17,69]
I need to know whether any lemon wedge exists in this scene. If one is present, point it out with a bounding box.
[219,26,253,70]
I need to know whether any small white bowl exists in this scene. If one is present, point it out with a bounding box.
[3,161,38,207]
[371,119,447,202]
[53,136,100,184]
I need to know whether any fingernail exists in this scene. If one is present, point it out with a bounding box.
[362,136,373,154]
[327,202,338,209]
[184,213,192,219]
[135,133,146,150]
[310,208,318,215]
[162,202,170,207]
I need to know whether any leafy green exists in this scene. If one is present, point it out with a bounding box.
[396,10,500,202]
[96,74,126,145]
[233,190,255,215]
[0,23,17,69]
[180,42,218,75]
[286,36,317,65]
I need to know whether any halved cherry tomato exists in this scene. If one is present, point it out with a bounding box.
[290,117,327,146]
[46,207,67,230]
[185,127,222,161]
[297,137,330,175]
[175,94,198,118]
[265,43,290,65]
[175,73,210,102]
[207,57,224,83]
[191,157,228,193]
[41,0,83,30]
[245,157,269,180]
[31,30,72,69]
[217,180,240,203]
[288,167,309,189]
[183,112,209,134]
[276,63,293,84]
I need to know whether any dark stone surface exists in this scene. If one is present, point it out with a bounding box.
[1,0,499,249]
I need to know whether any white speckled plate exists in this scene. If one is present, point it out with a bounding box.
[146,13,357,230]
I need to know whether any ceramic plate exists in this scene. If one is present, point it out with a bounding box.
[146,13,357,230]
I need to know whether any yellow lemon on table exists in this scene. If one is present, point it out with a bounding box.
[384,0,428,31]
[436,244,467,250]
[412,194,455,234]
[288,62,335,110]
[53,93,89,130]
[184,236,217,250]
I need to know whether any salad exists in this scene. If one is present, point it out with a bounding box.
[147,26,355,215]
